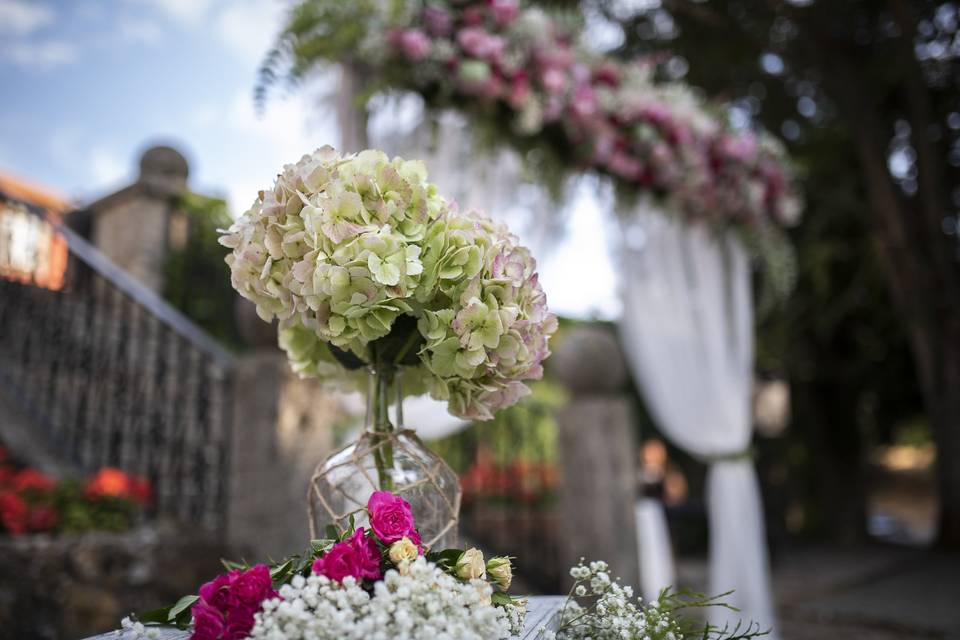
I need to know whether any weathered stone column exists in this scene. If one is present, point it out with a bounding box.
[551,325,640,589]
[226,301,345,560]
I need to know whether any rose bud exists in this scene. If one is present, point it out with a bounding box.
[486,556,513,590]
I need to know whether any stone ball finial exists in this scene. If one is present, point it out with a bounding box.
[138,145,189,198]
[549,324,628,394]
[138,145,189,188]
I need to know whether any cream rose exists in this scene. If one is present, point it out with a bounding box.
[389,537,420,565]
[455,548,486,580]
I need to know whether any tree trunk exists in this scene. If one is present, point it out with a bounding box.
[793,379,867,542]
[848,93,960,548]
[925,320,960,546]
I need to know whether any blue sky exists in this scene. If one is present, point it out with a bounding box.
[0,0,618,318]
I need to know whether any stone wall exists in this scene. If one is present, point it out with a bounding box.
[0,525,226,639]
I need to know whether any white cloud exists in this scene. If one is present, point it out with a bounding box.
[214,0,286,64]
[88,146,129,186]
[116,17,164,46]
[0,0,54,35]
[146,0,213,27]
[218,89,336,212]
[2,40,78,70]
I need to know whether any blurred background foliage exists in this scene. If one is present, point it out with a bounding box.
[163,193,245,350]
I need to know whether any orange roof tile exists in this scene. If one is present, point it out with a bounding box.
[0,170,72,216]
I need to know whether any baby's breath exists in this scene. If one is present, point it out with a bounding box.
[250,557,523,640]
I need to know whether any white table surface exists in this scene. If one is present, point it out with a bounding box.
[85,595,566,639]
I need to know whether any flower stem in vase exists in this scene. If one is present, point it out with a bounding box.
[368,344,395,492]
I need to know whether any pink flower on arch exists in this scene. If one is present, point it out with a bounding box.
[367,491,418,544]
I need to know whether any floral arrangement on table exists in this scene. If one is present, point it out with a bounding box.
[124,490,766,640]
[220,145,556,422]
[542,560,766,640]
[127,491,527,640]
[0,446,151,536]
[261,0,802,242]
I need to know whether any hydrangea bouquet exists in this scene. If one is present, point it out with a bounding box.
[219,145,556,545]
[220,145,557,423]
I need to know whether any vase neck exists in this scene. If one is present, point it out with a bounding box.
[365,366,403,434]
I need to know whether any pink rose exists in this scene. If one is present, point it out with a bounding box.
[190,601,224,640]
[348,527,383,580]
[312,540,356,582]
[312,528,382,582]
[231,565,275,608]
[223,606,255,640]
[198,573,233,612]
[367,491,417,543]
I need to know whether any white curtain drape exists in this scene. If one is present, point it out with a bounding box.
[618,202,777,637]
[635,497,676,602]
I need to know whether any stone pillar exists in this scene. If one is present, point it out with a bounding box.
[226,302,347,559]
[551,325,640,589]
[89,146,188,292]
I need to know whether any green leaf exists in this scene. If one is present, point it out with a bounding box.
[491,591,513,606]
[325,524,340,541]
[221,558,248,572]
[311,538,334,554]
[137,606,173,625]
[427,548,464,571]
[169,595,199,621]
[270,559,294,585]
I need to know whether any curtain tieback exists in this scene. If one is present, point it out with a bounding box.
[700,446,754,464]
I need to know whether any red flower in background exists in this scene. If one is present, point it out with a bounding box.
[12,469,56,494]
[0,490,28,534]
[461,446,558,504]
[84,468,152,505]
[27,505,58,532]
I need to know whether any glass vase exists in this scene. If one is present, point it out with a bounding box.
[307,365,461,549]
